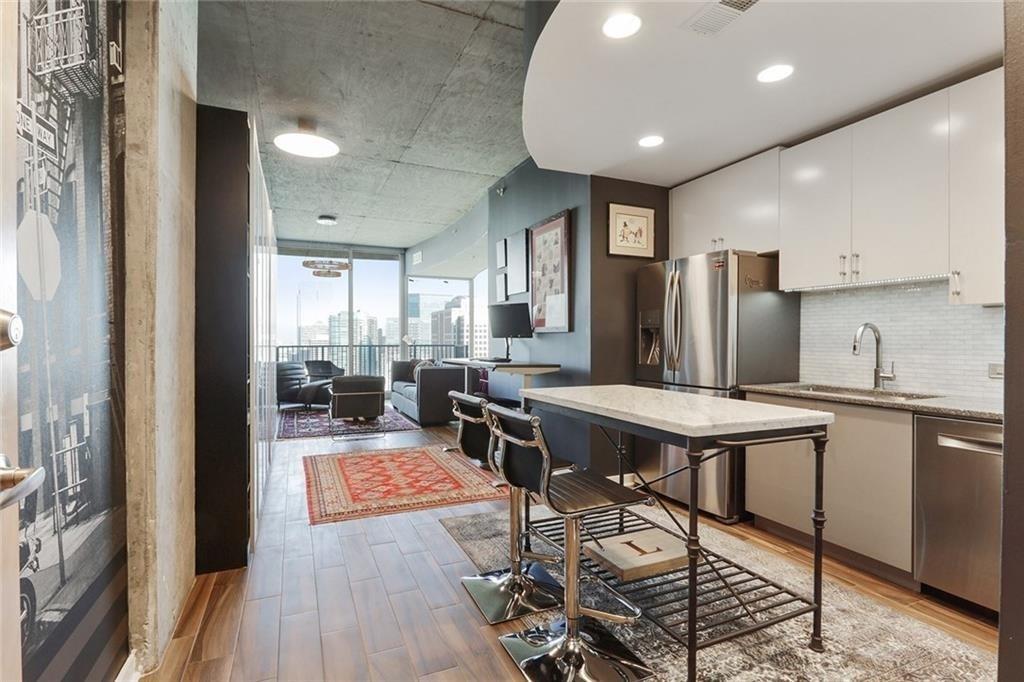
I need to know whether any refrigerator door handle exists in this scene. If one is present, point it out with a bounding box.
[672,271,683,370]
[663,271,675,372]
[667,271,682,370]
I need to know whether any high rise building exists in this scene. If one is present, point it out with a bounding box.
[299,321,329,346]
[473,322,490,358]
[384,317,400,344]
[431,296,470,346]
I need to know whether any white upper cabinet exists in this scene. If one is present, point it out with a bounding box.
[670,148,780,259]
[779,127,852,290]
[949,68,1005,305]
[850,90,950,282]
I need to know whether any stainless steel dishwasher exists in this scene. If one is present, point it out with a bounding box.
[914,415,1002,610]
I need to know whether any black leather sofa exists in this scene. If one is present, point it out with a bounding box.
[390,360,465,426]
[276,361,332,408]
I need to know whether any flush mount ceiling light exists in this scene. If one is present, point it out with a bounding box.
[302,259,349,271]
[273,118,339,158]
[756,64,794,83]
[638,135,664,148]
[316,214,338,226]
[312,270,342,278]
[602,13,642,39]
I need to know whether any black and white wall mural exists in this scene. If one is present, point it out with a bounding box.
[15,1,127,679]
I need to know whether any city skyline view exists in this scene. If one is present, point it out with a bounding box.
[276,255,489,350]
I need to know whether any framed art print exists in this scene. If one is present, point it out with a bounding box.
[506,229,529,295]
[495,238,507,268]
[608,203,655,258]
[495,272,507,302]
[529,210,571,333]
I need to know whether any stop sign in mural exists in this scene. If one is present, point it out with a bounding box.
[17,208,62,302]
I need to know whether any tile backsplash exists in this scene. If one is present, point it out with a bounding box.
[799,281,1004,400]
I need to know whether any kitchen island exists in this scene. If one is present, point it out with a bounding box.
[520,384,834,682]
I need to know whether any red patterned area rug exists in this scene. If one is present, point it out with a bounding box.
[303,445,504,524]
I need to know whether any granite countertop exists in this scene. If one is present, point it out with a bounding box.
[521,384,834,438]
[740,382,1003,423]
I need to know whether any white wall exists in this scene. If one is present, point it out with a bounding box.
[799,281,1004,401]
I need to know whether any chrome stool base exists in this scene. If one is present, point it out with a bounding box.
[499,617,655,682]
[461,562,562,625]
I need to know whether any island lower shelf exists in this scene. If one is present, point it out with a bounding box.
[529,508,817,649]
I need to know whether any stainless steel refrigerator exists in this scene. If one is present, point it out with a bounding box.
[635,250,800,521]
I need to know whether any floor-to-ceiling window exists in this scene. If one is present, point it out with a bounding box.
[472,269,489,357]
[277,249,492,391]
[351,252,401,382]
[406,276,473,359]
[275,253,352,370]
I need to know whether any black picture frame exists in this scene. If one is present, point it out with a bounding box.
[506,229,529,295]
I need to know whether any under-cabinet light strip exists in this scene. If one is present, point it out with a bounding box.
[786,273,951,293]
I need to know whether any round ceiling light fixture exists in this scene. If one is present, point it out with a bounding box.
[756,64,794,84]
[312,270,342,278]
[602,13,642,39]
[316,214,338,226]
[638,134,664,148]
[273,118,339,158]
[302,259,349,272]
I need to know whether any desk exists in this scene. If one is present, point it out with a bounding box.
[520,384,833,682]
[441,358,560,407]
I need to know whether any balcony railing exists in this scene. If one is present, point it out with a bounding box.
[276,344,468,387]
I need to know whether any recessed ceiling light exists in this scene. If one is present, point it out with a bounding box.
[274,119,339,158]
[638,135,664,148]
[757,64,794,84]
[317,214,338,226]
[602,13,642,39]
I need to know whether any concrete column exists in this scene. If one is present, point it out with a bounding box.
[123,0,198,672]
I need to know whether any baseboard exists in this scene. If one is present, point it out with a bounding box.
[114,650,141,682]
[752,515,920,591]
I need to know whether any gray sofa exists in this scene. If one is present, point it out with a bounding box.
[390,361,466,426]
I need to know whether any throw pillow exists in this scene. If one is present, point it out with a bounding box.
[413,360,437,383]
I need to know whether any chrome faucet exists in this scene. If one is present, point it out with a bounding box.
[852,322,896,390]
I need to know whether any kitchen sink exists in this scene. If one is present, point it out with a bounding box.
[790,384,942,402]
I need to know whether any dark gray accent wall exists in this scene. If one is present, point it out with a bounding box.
[523,1,558,66]
[588,176,671,471]
[589,177,671,386]
[485,161,670,473]
[1000,4,1023,677]
[487,159,593,463]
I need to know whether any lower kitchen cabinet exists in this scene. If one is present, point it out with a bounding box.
[745,394,913,572]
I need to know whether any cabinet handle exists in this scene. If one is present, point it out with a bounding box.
[851,253,861,279]
[951,270,962,297]
[839,254,847,280]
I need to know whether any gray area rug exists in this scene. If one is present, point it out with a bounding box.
[441,507,996,681]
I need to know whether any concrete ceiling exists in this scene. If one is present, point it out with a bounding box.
[524,0,1003,187]
[198,1,528,247]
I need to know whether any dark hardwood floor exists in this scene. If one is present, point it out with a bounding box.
[143,422,997,681]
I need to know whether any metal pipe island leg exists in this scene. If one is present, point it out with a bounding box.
[810,436,828,653]
[686,451,702,682]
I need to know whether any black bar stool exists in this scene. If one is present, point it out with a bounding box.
[487,404,656,682]
[451,391,562,624]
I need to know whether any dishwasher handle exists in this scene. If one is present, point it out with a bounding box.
[936,433,1003,456]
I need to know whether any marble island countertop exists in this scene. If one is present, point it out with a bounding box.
[520,384,834,438]
[740,383,1003,423]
